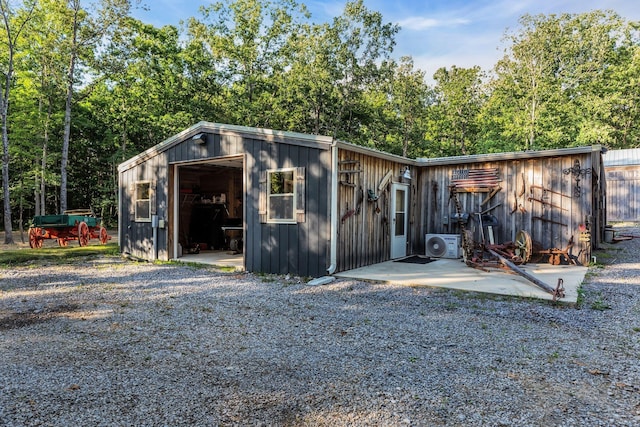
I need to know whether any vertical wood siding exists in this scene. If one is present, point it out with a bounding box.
[415,153,602,265]
[606,166,640,222]
[120,132,331,277]
[336,148,412,272]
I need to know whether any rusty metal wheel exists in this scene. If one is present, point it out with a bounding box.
[514,230,532,264]
[99,226,109,244]
[78,222,90,247]
[29,227,43,249]
[58,238,69,247]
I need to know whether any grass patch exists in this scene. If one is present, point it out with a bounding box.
[0,243,120,267]
[576,285,585,307]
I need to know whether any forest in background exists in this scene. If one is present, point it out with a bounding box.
[1,0,639,243]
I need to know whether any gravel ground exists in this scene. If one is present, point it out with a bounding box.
[1,225,639,426]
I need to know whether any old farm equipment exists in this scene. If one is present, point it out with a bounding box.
[451,185,566,300]
[28,209,110,248]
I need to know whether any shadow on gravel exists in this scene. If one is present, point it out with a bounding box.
[0,303,80,330]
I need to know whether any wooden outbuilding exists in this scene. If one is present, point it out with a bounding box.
[603,148,640,222]
[117,122,412,277]
[118,122,605,275]
[414,146,606,266]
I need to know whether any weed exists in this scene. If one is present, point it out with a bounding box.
[445,301,459,310]
[591,293,611,311]
[631,327,640,333]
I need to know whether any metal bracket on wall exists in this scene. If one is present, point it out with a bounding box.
[562,159,591,198]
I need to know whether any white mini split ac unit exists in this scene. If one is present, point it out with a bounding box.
[425,234,461,259]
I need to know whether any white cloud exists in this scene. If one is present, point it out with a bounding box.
[398,17,470,31]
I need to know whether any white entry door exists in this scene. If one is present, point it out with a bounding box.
[390,183,409,259]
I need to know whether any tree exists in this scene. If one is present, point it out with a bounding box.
[323,0,399,140]
[56,0,132,214]
[188,0,310,128]
[427,65,484,156]
[483,11,637,151]
[1,0,36,243]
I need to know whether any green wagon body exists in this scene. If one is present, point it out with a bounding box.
[28,209,110,248]
[32,214,100,228]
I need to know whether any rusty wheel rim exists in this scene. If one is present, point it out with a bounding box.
[78,222,89,247]
[99,227,109,244]
[514,230,532,263]
[29,227,43,249]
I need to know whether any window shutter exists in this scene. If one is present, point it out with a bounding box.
[296,167,306,223]
[259,170,267,223]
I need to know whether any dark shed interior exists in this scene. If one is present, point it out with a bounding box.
[178,161,243,252]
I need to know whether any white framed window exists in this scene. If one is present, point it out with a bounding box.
[135,181,151,222]
[267,169,296,223]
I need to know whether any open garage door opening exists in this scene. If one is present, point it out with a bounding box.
[173,156,244,270]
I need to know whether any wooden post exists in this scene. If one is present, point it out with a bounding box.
[487,248,558,296]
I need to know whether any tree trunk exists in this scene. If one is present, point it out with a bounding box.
[41,124,48,214]
[60,0,80,214]
[1,97,12,244]
[1,51,14,244]
[1,1,35,243]
[18,175,24,243]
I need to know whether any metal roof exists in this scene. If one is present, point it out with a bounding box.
[336,140,415,165]
[118,122,335,173]
[119,121,604,173]
[603,148,640,167]
[416,145,604,166]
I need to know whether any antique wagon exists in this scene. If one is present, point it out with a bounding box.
[28,209,110,248]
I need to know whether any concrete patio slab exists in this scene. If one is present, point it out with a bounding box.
[178,251,244,270]
[335,257,587,303]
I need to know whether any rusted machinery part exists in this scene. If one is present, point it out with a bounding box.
[78,221,90,247]
[488,248,559,296]
[58,238,69,247]
[29,227,44,249]
[462,229,475,263]
[514,230,532,264]
[553,278,566,302]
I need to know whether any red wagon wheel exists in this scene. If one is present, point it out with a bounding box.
[29,227,44,249]
[78,221,90,247]
[99,226,109,244]
[58,238,69,247]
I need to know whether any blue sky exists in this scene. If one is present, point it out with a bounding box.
[132,0,640,79]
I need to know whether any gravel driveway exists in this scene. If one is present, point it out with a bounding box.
[1,226,639,426]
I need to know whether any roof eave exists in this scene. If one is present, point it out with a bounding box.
[336,140,415,165]
[416,145,603,166]
[118,122,336,173]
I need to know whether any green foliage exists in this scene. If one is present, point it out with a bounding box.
[479,11,639,152]
[426,65,484,156]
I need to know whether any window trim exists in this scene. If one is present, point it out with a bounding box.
[134,180,152,222]
[266,168,296,224]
